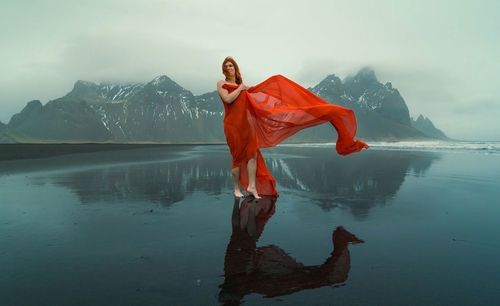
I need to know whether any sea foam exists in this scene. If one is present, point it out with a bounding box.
[278,140,500,154]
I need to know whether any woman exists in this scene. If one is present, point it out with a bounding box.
[217,58,263,199]
[217,56,368,200]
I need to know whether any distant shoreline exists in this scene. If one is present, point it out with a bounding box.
[0,143,226,161]
[3,139,496,161]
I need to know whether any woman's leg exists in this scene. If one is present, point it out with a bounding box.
[232,166,244,198]
[246,153,261,199]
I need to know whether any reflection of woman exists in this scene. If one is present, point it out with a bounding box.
[217,57,369,199]
[219,196,364,305]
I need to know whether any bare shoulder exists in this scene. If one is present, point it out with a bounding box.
[217,80,227,95]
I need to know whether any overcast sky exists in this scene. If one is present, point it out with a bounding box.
[1,0,499,140]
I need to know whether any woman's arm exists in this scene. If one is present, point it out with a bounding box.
[217,81,248,104]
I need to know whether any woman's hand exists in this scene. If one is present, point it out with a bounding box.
[217,80,248,104]
[239,83,249,91]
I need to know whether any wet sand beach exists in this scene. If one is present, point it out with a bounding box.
[1,143,499,305]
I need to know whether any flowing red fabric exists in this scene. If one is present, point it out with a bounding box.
[221,74,369,197]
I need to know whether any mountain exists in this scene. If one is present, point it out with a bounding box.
[0,121,18,143]
[411,114,448,140]
[302,68,429,140]
[7,76,224,143]
[3,68,448,143]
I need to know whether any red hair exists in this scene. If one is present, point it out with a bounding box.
[222,57,242,85]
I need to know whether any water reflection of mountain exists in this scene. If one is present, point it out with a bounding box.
[49,146,439,213]
[51,148,233,206]
[265,148,440,216]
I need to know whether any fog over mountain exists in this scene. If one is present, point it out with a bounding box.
[1,1,498,140]
[0,68,447,143]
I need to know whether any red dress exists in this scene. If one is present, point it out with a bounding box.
[221,75,369,197]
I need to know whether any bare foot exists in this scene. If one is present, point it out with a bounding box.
[247,186,261,199]
[234,190,244,198]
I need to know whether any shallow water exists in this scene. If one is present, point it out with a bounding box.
[1,144,499,305]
